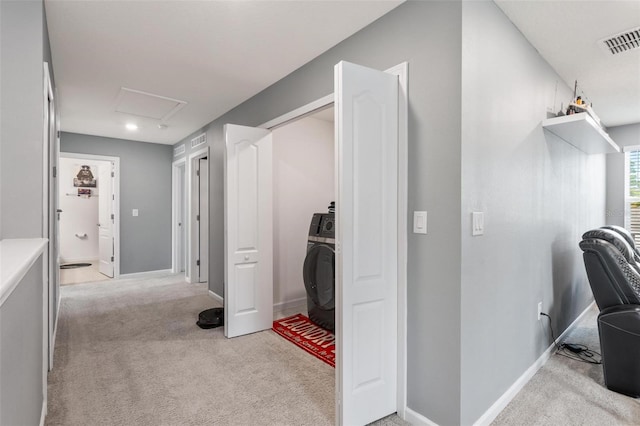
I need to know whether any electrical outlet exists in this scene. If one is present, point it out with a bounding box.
[537,302,543,321]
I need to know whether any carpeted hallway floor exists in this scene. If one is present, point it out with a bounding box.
[492,304,640,425]
[46,274,337,425]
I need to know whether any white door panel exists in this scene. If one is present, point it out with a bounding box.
[98,164,114,277]
[199,158,209,282]
[224,124,273,338]
[335,60,398,425]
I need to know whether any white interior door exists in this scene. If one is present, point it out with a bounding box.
[178,164,186,273]
[198,157,209,282]
[335,60,398,425]
[98,163,114,277]
[224,124,273,338]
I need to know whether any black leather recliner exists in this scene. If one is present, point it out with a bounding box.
[580,228,640,397]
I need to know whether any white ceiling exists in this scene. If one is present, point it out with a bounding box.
[495,0,640,128]
[45,0,403,145]
[46,1,640,146]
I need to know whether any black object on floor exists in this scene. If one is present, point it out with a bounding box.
[60,263,92,269]
[197,307,224,329]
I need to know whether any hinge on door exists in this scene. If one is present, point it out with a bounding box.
[111,171,115,178]
[53,166,57,178]
[197,214,200,221]
[196,170,200,177]
[111,256,114,262]
[57,130,61,138]
[196,260,200,266]
[112,194,114,200]
[111,213,115,221]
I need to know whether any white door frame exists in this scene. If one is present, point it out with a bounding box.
[59,152,121,278]
[171,157,187,274]
[259,62,409,420]
[42,61,55,417]
[187,146,209,283]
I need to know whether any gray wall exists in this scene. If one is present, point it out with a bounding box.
[460,2,606,423]
[1,0,46,238]
[61,132,173,274]
[0,2,52,424]
[0,258,44,426]
[606,123,640,227]
[173,2,464,423]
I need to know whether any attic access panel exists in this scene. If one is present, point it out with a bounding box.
[115,87,187,121]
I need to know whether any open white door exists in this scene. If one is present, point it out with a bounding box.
[224,124,273,338]
[98,163,114,277]
[198,157,209,282]
[335,61,398,425]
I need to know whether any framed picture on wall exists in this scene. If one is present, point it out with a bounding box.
[73,165,97,187]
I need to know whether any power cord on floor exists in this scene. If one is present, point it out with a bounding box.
[540,312,602,365]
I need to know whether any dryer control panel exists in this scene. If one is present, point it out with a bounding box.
[308,213,335,239]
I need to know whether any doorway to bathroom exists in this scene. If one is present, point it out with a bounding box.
[58,153,121,285]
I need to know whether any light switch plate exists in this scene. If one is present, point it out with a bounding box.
[413,211,427,234]
[472,212,484,236]
[132,209,139,217]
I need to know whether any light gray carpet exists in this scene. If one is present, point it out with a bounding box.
[46,274,336,425]
[492,304,640,425]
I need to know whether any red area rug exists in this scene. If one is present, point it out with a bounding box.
[272,314,335,368]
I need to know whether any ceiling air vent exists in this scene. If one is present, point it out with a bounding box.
[174,144,185,157]
[600,27,640,55]
[191,133,206,148]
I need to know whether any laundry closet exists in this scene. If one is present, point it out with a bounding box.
[271,107,335,322]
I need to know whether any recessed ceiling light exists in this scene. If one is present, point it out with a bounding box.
[125,123,138,131]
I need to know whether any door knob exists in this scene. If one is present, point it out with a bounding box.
[56,209,63,213]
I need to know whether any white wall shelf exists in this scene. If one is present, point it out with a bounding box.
[542,112,620,155]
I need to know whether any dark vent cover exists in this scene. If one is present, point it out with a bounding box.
[601,27,640,55]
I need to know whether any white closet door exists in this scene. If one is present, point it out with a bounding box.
[199,157,209,282]
[335,60,398,425]
[224,124,273,338]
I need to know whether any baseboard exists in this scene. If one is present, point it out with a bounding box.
[60,257,96,264]
[208,290,223,304]
[273,297,306,316]
[39,398,46,426]
[118,269,173,280]
[404,406,439,426]
[473,300,596,426]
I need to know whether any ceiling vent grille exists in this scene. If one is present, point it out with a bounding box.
[600,27,640,55]
[173,144,185,157]
[191,133,206,148]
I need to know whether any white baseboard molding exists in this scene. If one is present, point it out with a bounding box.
[118,269,173,280]
[208,290,223,304]
[39,398,46,426]
[273,297,306,315]
[404,407,439,426]
[60,257,96,264]
[473,300,596,426]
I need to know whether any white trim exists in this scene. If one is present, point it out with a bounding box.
[172,157,187,274]
[273,297,306,315]
[260,94,334,130]
[59,257,98,264]
[387,61,409,420]
[39,398,46,426]
[43,62,54,390]
[208,290,224,304]
[622,144,640,153]
[118,269,173,280]
[473,301,596,426]
[60,153,121,279]
[405,407,440,426]
[187,147,209,284]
